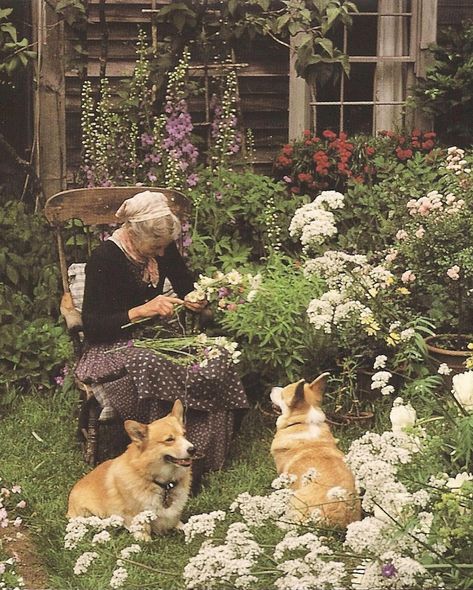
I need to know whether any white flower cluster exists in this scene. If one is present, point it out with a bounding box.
[186,270,262,306]
[303,250,368,291]
[371,371,394,396]
[182,522,262,590]
[73,551,99,575]
[194,333,241,365]
[274,529,346,590]
[182,510,226,543]
[346,428,422,515]
[230,488,294,529]
[406,190,464,217]
[445,146,471,175]
[289,191,344,252]
[64,515,125,549]
[306,291,371,334]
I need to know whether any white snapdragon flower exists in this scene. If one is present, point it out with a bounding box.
[390,398,416,432]
[452,371,473,412]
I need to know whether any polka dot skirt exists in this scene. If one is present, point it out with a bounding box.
[75,342,249,472]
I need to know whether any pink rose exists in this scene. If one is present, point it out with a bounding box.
[401,270,416,283]
[447,265,460,280]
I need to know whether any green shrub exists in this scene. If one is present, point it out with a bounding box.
[187,169,306,273]
[410,21,473,147]
[216,253,331,395]
[0,201,70,401]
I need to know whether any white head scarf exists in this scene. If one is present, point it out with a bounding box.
[115,190,172,223]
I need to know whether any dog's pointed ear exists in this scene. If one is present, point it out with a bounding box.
[309,372,330,396]
[171,399,184,423]
[125,420,148,446]
[288,379,306,408]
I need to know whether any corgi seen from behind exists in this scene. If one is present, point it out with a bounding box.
[67,400,194,540]
[270,374,360,527]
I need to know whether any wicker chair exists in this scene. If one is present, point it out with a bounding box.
[44,186,192,466]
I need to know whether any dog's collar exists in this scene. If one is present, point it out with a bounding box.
[153,479,178,508]
[284,421,305,429]
[153,479,177,492]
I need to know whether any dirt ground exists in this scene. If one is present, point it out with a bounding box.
[1,524,50,590]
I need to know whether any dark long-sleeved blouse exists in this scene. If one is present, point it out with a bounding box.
[82,240,194,343]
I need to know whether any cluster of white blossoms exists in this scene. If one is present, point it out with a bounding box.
[406,190,464,217]
[186,270,262,307]
[306,291,371,334]
[182,522,262,590]
[65,515,125,549]
[304,249,398,338]
[289,191,344,253]
[181,510,226,543]
[445,146,471,175]
[194,333,242,365]
[371,371,394,396]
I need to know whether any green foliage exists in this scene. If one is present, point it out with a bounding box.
[410,22,473,147]
[0,201,71,401]
[217,254,330,390]
[0,7,35,79]
[187,169,305,272]
[154,0,357,84]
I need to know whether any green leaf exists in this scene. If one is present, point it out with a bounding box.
[0,8,13,19]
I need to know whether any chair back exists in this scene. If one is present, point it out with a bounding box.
[44,186,192,295]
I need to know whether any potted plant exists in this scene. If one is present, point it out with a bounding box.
[389,146,473,378]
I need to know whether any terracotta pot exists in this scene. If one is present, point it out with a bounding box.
[424,334,471,387]
[425,334,470,371]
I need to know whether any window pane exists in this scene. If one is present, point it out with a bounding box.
[344,105,373,135]
[316,106,340,134]
[344,63,376,101]
[316,77,341,102]
[348,15,378,56]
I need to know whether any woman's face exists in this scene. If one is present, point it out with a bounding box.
[138,237,173,258]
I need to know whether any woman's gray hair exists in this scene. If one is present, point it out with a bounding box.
[126,212,181,244]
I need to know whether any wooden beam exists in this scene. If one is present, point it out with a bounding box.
[32,0,67,203]
[288,35,310,141]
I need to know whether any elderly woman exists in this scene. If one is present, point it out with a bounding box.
[75,191,249,480]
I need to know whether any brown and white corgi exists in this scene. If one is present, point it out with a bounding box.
[270,374,360,527]
[67,400,194,539]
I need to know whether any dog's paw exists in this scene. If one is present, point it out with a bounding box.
[175,520,185,531]
[132,530,152,542]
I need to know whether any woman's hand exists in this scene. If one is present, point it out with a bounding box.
[129,295,184,321]
[183,296,208,312]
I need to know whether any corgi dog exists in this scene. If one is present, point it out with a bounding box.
[270,374,360,527]
[67,400,194,539]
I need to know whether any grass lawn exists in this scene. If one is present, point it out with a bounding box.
[0,386,380,589]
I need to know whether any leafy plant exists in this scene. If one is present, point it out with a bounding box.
[410,21,473,147]
[0,7,35,79]
[187,168,306,272]
[216,253,330,394]
[0,201,71,401]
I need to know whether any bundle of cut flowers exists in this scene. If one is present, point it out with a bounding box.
[185,269,262,313]
[133,332,241,370]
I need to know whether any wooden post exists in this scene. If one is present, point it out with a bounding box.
[288,35,311,141]
[31,0,67,204]
[413,0,437,130]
